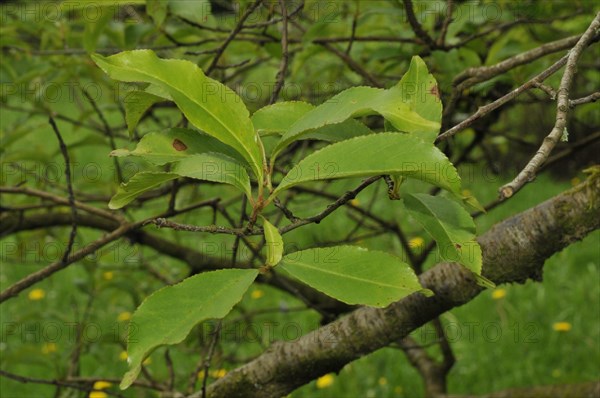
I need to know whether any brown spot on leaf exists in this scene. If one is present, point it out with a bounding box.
[429,85,440,99]
[172,139,187,151]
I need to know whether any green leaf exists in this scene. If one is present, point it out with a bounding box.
[123,90,164,137]
[91,50,263,182]
[404,193,483,275]
[172,153,252,199]
[169,0,211,25]
[83,6,113,53]
[120,269,258,389]
[278,246,432,307]
[109,172,179,209]
[300,119,373,143]
[272,133,461,197]
[271,81,440,161]
[252,101,371,142]
[394,56,442,143]
[109,153,252,209]
[111,128,247,166]
[261,217,283,267]
[463,193,486,213]
[252,101,315,136]
[147,0,168,26]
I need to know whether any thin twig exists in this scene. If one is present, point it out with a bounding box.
[317,41,383,87]
[442,33,585,129]
[81,88,123,182]
[345,5,359,54]
[533,82,557,99]
[149,218,250,236]
[279,176,382,234]
[0,370,125,397]
[269,0,289,104]
[437,54,570,142]
[436,0,454,47]
[453,34,582,87]
[499,13,600,199]
[201,321,222,398]
[49,116,78,264]
[206,0,263,75]
[0,222,139,303]
[570,91,600,107]
[0,186,121,221]
[165,350,176,391]
[231,195,249,264]
[402,0,437,49]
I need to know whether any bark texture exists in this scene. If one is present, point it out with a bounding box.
[203,173,600,397]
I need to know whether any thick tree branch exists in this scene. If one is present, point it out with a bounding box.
[203,172,600,397]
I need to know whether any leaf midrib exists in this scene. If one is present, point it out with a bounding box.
[283,261,406,290]
[130,271,255,359]
[410,195,473,250]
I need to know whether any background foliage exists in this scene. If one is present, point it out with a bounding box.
[1,1,598,397]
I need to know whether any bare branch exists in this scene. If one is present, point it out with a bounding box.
[570,91,600,107]
[402,0,437,49]
[437,54,570,142]
[269,0,289,104]
[500,13,600,199]
[436,0,454,47]
[453,34,582,87]
[206,0,263,75]
[0,221,139,303]
[48,116,78,264]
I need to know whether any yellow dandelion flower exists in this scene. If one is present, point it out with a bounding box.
[211,369,227,378]
[251,290,264,300]
[571,177,581,186]
[350,199,360,207]
[102,271,114,281]
[553,322,572,332]
[119,351,128,361]
[89,392,108,398]
[378,377,387,386]
[41,343,57,354]
[552,369,562,378]
[394,386,403,394]
[117,311,131,322]
[28,289,45,301]
[409,237,424,248]
[491,288,506,300]
[197,370,206,379]
[316,374,334,389]
[92,381,112,390]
